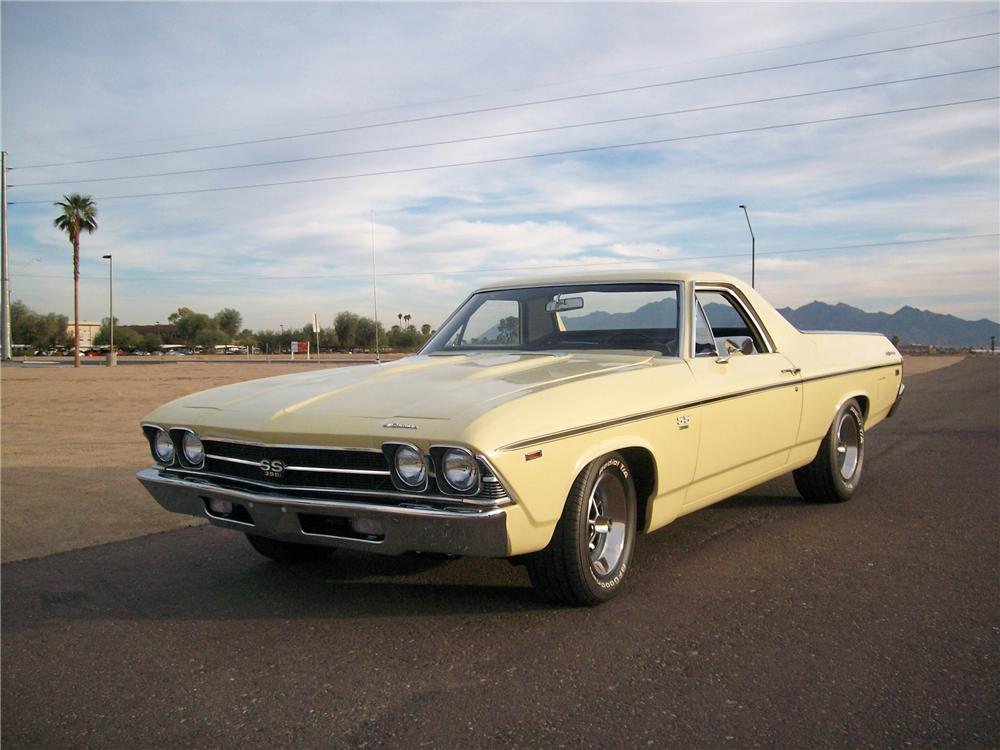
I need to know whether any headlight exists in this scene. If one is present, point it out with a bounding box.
[442,448,478,492]
[394,445,426,486]
[181,431,204,465]
[153,430,175,463]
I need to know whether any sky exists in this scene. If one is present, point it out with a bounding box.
[2,1,998,333]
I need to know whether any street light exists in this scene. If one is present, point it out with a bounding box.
[102,254,115,366]
[738,205,755,288]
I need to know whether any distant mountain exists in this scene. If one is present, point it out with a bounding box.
[776,301,999,348]
[564,298,677,330]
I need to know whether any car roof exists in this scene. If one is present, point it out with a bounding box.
[473,270,746,292]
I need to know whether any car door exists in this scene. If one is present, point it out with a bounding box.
[683,285,803,505]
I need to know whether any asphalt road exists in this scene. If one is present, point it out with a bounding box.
[3,358,997,749]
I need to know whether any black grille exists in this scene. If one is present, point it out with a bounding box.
[204,440,386,471]
[191,439,510,504]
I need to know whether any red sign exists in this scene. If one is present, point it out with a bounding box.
[291,341,309,354]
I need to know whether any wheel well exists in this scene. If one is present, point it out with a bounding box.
[618,447,656,532]
[854,395,870,422]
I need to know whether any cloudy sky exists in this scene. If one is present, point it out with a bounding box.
[2,1,998,332]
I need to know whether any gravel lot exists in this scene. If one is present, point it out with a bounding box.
[0,359,371,562]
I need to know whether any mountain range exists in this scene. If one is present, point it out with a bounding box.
[777,301,999,348]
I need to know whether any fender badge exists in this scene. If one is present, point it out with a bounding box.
[525,450,543,461]
[383,422,417,429]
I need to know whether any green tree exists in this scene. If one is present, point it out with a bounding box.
[94,318,142,350]
[195,327,229,350]
[354,317,387,351]
[334,311,360,351]
[318,327,339,352]
[141,333,164,352]
[10,300,69,351]
[421,323,431,337]
[168,307,215,344]
[235,328,257,349]
[53,193,98,367]
[10,300,32,346]
[214,308,243,339]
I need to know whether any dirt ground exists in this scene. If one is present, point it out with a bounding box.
[0,359,370,563]
[0,354,966,563]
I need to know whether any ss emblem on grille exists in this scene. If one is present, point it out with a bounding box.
[260,459,286,478]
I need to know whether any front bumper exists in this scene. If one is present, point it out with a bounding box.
[136,468,509,557]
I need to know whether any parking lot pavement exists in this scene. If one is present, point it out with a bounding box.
[1,358,997,748]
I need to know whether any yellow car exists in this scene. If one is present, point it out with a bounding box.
[137,272,904,605]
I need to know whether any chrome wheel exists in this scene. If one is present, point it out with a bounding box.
[586,471,628,577]
[836,410,860,480]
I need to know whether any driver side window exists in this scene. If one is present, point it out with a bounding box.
[694,301,718,357]
[695,289,767,356]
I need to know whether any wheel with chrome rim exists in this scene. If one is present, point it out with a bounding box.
[527,452,637,605]
[793,398,865,503]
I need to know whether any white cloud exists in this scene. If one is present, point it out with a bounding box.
[4,2,998,328]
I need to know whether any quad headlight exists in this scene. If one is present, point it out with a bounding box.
[153,429,175,463]
[441,448,479,493]
[181,431,204,466]
[393,444,427,487]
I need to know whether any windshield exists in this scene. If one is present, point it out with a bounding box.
[423,282,681,356]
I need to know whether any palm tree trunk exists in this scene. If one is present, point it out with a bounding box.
[73,236,80,368]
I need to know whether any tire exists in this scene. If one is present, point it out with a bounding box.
[527,452,637,605]
[245,533,334,563]
[793,398,865,503]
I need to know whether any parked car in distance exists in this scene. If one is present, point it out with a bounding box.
[137,272,904,605]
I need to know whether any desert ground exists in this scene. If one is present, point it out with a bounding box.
[0,354,966,562]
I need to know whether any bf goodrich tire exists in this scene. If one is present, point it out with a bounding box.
[793,398,865,503]
[527,452,637,605]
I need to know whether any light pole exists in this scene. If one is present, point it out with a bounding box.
[279,324,285,355]
[102,254,115,366]
[739,204,755,288]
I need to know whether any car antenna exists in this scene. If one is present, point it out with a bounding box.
[370,209,381,365]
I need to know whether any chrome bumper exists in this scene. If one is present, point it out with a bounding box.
[136,469,509,557]
[887,383,906,418]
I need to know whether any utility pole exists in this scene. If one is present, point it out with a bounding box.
[102,254,115,366]
[370,209,381,365]
[1,151,11,361]
[739,204,756,288]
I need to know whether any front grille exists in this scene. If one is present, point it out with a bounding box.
[190,439,511,506]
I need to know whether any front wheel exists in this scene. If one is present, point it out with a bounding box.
[245,533,335,563]
[527,452,637,605]
[794,398,865,503]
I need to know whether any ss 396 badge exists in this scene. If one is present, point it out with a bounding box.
[260,459,286,478]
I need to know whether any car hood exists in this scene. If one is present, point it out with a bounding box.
[156,352,654,425]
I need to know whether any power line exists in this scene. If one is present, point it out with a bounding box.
[8,96,998,206]
[12,8,996,158]
[11,31,998,171]
[12,66,996,189]
[14,234,998,281]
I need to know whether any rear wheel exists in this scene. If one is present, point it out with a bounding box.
[527,452,637,605]
[794,398,865,503]
[245,533,334,563]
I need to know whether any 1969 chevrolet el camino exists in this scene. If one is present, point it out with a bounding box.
[138,272,905,604]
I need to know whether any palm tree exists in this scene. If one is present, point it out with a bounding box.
[404,314,411,329]
[398,313,403,327]
[53,194,98,367]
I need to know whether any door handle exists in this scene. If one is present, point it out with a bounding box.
[780,367,801,375]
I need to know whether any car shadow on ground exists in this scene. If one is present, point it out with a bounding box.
[3,481,807,624]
